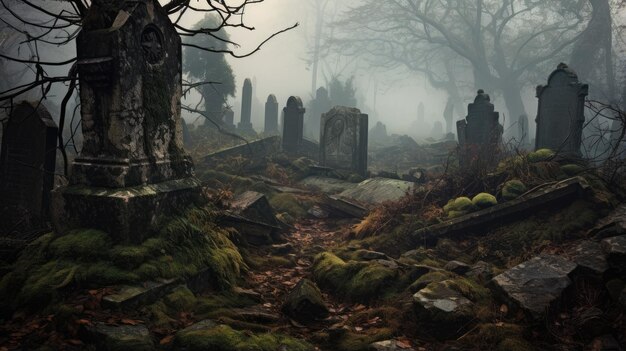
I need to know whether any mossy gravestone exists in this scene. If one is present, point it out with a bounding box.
[319,106,368,176]
[535,63,588,157]
[51,0,200,243]
[456,89,503,168]
[0,101,57,219]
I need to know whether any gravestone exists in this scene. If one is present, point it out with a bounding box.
[319,106,368,176]
[223,107,235,129]
[238,78,254,133]
[535,63,588,156]
[518,114,529,146]
[51,0,200,243]
[0,101,57,218]
[369,121,388,144]
[443,101,454,134]
[282,96,305,153]
[307,87,331,140]
[456,90,503,168]
[264,94,279,135]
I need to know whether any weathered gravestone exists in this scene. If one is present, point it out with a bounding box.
[369,121,388,144]
[51,0,200,243]
[0,101,57,218]
[319,106,368,176]
[307,87,331,141]
[238,78,254,133]
[535,63,588,156]
[282,96,305,153]
[264,94,279,135]
[223,107,235,129]
[456,90,503,168]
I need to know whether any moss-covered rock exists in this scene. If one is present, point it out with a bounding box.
[472,193,498,209]
[175,321,313,351]
[312,252,398,302]
[560,163,584,176]
[443,197,477,218]
[502,180,527,201]
[527,148,555,163]
[282,278,329,322]
[49,229,111,260]
[269,193,308,219]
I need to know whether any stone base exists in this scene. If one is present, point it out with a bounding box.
[50,177,201,244]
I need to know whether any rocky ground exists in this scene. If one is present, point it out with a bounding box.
[1,138,625,351]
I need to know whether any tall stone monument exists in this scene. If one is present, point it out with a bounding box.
[0,101,57,218]
[456,90,503,168]
[51,0,200,243]
[535,63,588,156]
[319,106,368,176]
[264,94,279,135]
[282,96,305,153]
[238,78,254,133]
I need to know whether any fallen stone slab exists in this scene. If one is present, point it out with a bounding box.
[269,185,311,194]
[444,260,471,275]
[101,278,179,309]
[325,195,368,218]
[338,177,417,206]
[299,176,357,194]
[567,240,608,275]
[227,191,279,227]
[412,177,590,244]
[201,136,280,166]
[491,254,577,318]
[82,323,153,351]
[220,213,281,245]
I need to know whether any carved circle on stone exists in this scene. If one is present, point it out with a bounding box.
[141,25,164,64]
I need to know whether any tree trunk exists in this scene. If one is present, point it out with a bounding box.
[501,81,527,127]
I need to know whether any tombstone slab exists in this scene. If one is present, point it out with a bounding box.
[0,101,57,218]
[282,96,305,154]
[307,87,331,141]
[456,89,503,168]
[238,78,255,133]
[535,63,588,156]
[319,106,368,176]
[264,94,279,135]
[51,0,200,243]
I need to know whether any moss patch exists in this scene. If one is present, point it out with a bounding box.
[527,148,555,163]
[472,193,497,209]
[502,180,527,200]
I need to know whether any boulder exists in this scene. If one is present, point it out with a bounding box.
[491,254,577,318]
[466,261,494,282]
[282,279,329,323]
[412,280,473,339]
[444,260,471,275]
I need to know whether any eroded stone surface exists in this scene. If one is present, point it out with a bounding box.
[338,178,416,206]
[85,323,153,351]
[491,254,577,317]
[412,280,473,339]
[282,278,329,322]
[568,240,608,275]
[102,278,179,309]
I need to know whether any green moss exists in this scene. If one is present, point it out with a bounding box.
[447,210,468,218]
[453,197,475,211]
[76,261,139,286]
[49,229,111,260]
[109,245,150,269]
[195,293,256,319]
[461,323,533,351]
[527,148,555,163]
[147,286,198,327]
[175,323,313,351]
[472,193,497,209]
[444,197,477,218]
[409,271,455,292]
[560,163,584,176]
[312,252,398,302]
[269,193,308,219]
[336,328,393,351]
[502,180,527,200]
[164,285,196,311]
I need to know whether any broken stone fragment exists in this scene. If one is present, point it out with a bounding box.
[465,261,494,282]
[354,249,390,261]
[307,205,329,219]
[369,339,417,351]
[601,235,626,272]
[444,260,471,275]
[568,240,608,276]
[490,254,577,318]
[271,242,294,255]
[282,278,329,323]
[412,280,474,339]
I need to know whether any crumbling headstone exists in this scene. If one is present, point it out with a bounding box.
[264,94,279,135]
[238,78,254,133]
[51,0,200,243]
[282,96,305,153]
[535,63,588,156]
[319,106,368,176]
[0,101,57,218]
[456,90,503,168]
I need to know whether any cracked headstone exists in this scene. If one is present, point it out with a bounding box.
[320,106,368,176]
